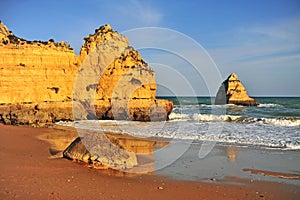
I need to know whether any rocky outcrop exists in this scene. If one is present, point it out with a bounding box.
[62,131,169,170]
[215,73,259,106]
[0,102,89,127]
[0,22,173,126]
[74,25,173,122]
[63,133,138,170]
[37,125,168,170]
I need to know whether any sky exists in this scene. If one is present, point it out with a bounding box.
[1,0,300,96]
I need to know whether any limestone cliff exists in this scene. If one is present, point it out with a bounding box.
[74,24,173,122]
[0,22,173,126]
[0,21,79,104]
[215,73,259,106]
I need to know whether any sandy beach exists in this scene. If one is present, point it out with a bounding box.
[0,124,299,200]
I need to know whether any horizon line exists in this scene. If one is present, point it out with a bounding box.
[156,95,300,98]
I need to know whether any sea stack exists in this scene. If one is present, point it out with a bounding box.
[0,22,173,126]
[215,73,259,106]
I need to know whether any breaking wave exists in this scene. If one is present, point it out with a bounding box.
[169,112,300,127]
[168,112,190,121]
[250,117,300,127]
[257,103,283,108]
[192,114,242,122]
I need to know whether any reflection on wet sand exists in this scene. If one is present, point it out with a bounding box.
[226,146,238,162]
[243,168,300,180]
[38,125,169,174]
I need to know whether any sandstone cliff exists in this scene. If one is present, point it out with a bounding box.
[215,73,259,106]
[0,22,79,104]
[0,22,173,126]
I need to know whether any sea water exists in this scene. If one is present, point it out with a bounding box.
[57,97,300,150]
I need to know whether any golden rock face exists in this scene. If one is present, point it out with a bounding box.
[0,22,79,104]
[215,73,259,106]
[0,22,173,125]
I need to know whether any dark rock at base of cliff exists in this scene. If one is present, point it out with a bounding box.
[0,102,75,127]
[0,99,174,127]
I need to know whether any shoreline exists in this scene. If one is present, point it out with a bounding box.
[48,125,300,184]
[0,124,299,199]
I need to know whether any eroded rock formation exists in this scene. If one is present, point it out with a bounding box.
[215,73,259,106]
[62,130,169,170]
[0,22,173,126]
[63,133,138,170]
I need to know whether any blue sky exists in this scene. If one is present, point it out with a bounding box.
[1,0,299,96]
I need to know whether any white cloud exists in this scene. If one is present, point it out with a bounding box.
[116,0,163,26]
[245,17,300,43]
[206,17,300,96]
[209,17,300,68]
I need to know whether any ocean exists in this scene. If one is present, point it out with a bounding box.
[57,97,300,150]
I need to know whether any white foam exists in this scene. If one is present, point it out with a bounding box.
[200,104,243,108]
[285,142,300,150]
[240,117,300,127]
[56,121,75,126]
[261,117,300,127]
[168,112,190,121]
[257,103,283,108]
[55,119,300,150]
[193,114,242,122]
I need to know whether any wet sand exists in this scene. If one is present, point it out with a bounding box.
[0,124,299,199]
[156,142,300,186]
